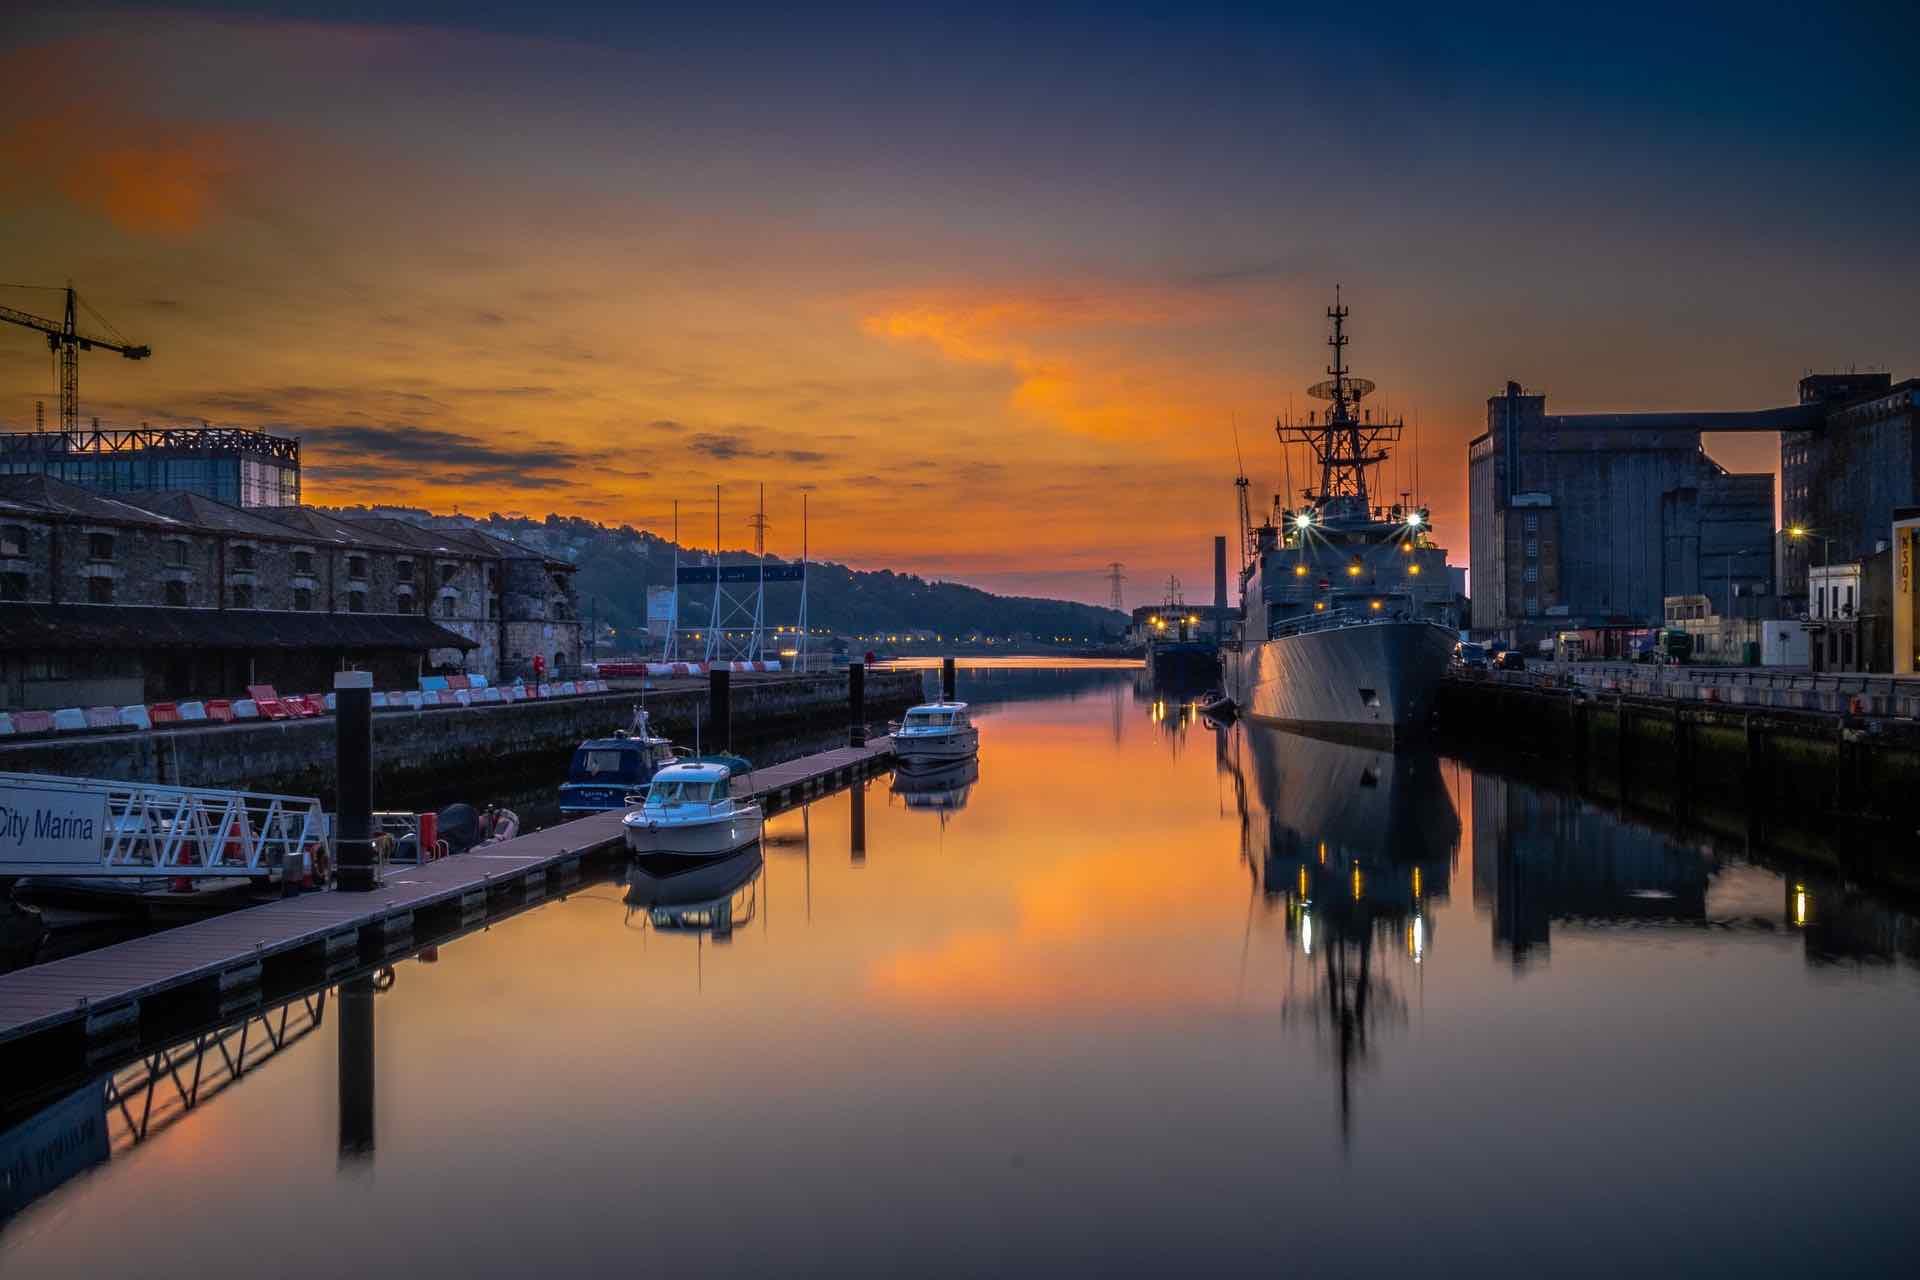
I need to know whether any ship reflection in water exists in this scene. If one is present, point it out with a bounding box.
[1228,724,1459,1139]
[2,663,1916,1275]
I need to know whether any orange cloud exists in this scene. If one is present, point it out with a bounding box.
[863,287,1245,441]
[0,111,243,236]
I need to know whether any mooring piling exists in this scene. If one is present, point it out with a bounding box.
[334,670,376,893]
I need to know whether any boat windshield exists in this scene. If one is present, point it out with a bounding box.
[648,780,724,805]
[573,747,640,781]
[907,711,956,728]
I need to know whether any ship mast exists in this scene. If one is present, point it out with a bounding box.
[1276,289,1402,514]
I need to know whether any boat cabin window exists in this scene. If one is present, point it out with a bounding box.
[649,779,724,805]
[908,711,955,728]
[575,747,639,780]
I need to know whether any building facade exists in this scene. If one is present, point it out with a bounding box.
[0,425,300,507]
[1780,374,1918,607]
[1467,382,1782,647]
[0,475,581,709]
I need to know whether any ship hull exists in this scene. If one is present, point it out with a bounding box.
[1224,620,1455,746]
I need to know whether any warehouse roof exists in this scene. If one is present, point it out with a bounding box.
[0,604,477,652]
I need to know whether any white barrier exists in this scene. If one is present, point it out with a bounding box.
[52,708,87,732]
[119,705,153,731]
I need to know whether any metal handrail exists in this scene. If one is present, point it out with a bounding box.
[0,770,325,878]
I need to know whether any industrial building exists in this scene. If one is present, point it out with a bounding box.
[0,475,581,709]
[1468,381,1798,647]
[0,424,300,507]
[1780,373,1918,606]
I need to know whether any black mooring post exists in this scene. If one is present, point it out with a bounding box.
[334,670,375,892]
[941,655,956,702]
[338,973,375,1161]
[710,666,732,753]
[849,661,866,746]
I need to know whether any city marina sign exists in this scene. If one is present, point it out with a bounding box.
[0,781,108,866]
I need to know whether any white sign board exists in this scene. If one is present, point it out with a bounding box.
[0,782,108,868]
[646,586,676,629]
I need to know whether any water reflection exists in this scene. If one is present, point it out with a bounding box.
[1227,725,1460,1138]
[891,758,979,816]
[3,662,1918,1275]
[625,846,765,940]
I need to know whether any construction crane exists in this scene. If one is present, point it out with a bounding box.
[0,285,151,435]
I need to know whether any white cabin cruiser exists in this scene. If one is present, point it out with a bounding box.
[890,700,979,767]
[621,761,762,858]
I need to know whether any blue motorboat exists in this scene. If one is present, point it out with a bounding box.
[557,709,680,814]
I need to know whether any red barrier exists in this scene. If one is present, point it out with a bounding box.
[11,710,54,735]
[246,684,292,720]
[205,699,236,723]
[149,702,181,724]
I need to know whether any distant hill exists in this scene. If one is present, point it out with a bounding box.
[321,506,1129,649]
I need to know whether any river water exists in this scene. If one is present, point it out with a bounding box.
[2,662,1915,1276]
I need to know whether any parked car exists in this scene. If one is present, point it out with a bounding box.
[1495,650,1526,671]
[1452,641,1489,671]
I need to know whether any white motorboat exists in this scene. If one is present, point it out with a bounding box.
[620,762,762,858]
[890,700,979,767]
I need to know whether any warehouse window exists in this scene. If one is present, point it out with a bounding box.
[165,580,188,606]
[439,562,458,586]
[87,575,113,603]
[347,555,368,580]
[1525,541,1538,558]
[396,591,414,615]
[231,543,256,570]
[1523,566,1538,583]
[397,558,413,582]
[1524,594,1538,614]
[1523,514,1538,533]
[293,587,313,612]
[1,572,26,601]
[167,540,189,567]
[292,549,314,575]
[88,532,115,561]
[230,583,253,608]
[348,589,367,614]
[0,525,25,557]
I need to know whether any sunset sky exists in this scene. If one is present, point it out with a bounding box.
[2,2,1914,607]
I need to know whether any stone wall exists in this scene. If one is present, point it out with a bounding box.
[0,670,926,801]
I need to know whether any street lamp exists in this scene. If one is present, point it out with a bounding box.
[1785,525,1836,607]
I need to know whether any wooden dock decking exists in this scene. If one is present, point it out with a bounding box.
[0,738,893,1057]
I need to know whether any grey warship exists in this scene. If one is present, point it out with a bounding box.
[1223,298,1458,744]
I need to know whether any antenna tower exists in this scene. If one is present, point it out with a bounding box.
[1276,288,1401,512]
[1105,561,1126,612]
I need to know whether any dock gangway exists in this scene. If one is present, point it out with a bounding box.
[0,771,325,880]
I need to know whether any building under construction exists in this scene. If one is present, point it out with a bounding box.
[0,424,300,507]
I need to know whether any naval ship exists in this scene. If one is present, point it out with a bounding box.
[1222,298,1458,744]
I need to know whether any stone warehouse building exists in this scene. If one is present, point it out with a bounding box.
[0,475,581,710]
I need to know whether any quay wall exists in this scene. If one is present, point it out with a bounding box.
[1435,675,1920,857]
[0,671,925,800]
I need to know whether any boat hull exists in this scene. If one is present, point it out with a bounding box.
[1224,620,1455,746]
[621,805,763,858]
[892,727,979,767]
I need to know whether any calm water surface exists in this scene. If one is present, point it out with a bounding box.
[3,663,1916,1276]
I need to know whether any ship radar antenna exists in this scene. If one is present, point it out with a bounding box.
[1283,292,1397,515]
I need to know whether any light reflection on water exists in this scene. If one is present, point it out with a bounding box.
[2,664,1915,1276]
